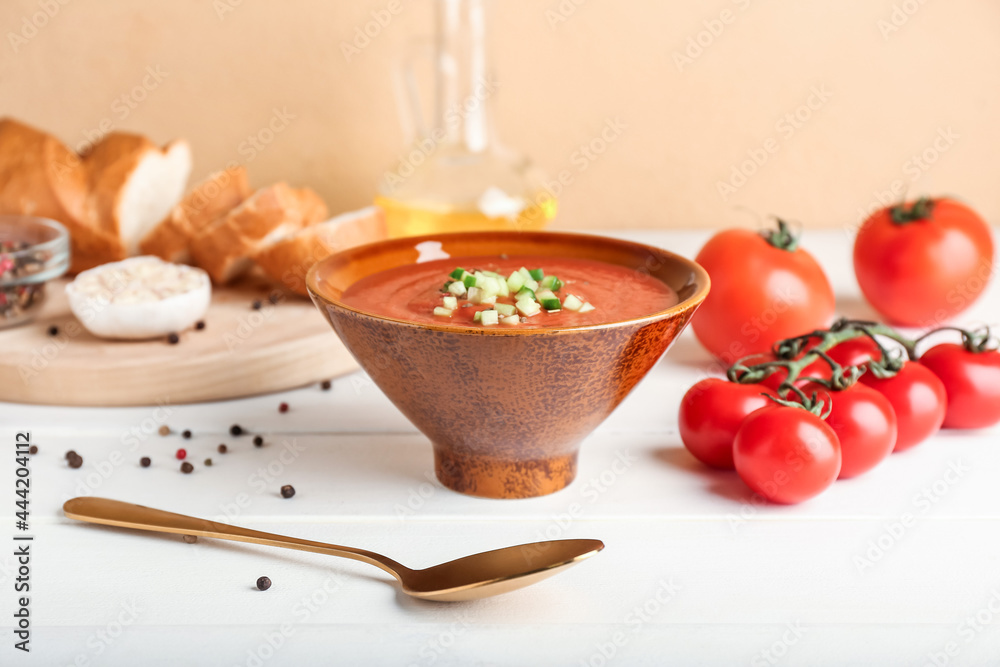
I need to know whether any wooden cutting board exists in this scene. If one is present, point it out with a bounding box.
[0,278,358,406]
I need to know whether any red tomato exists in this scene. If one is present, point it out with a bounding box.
[919,344,1000,429]
[854,198,994,326]
[809,383,897,479]
[860,362,947,452]
[692,225,835,363]
[733,406,841,504]
[827,336,883,369]
[678,379,775,469]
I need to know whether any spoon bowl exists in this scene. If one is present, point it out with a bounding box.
[63,497,603,602]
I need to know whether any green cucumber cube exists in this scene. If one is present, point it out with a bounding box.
[433,307,453,318]
[480,310,499,326]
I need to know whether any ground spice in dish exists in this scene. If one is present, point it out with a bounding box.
[28,445,37,455]
[0,239,47,322]
[256,576,271,591]
[253,435,263,447]
[280,485,295,498]
[140,457,151,467]
[176,449,187,460]
[230,424,243,436]
[217,444,228,454]
[167,332,180,345]
[159,425,171,436]
[278,402,289,413]
[180,462,194,474]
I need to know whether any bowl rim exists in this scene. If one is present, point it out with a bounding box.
[307,230,711,335]
[0,215,70,286]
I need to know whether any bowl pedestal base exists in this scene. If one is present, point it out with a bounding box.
[433,446,579,499]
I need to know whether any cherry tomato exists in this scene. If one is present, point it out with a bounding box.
[860,362,947,452]
[692,223,835,363]
[826,336,883,369]
[733,406,841,504]
[854,198,994,326]
[808,383,897,479]
[678,379,775,469]
[919,344,1000,429]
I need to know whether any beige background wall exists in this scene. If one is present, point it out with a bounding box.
[2,0,998,230]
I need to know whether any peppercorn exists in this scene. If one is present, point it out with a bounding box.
[268,293,280,305]
[320,380,332,391]
[140,457,151,467]
[28,445,38,455]
[68,454,83,469]
[280,485,295,499]
[253,435,264,447]
[65,449,77,460]
[230,424,243,436]
[180,461,194,474]
[195,320,206,330]
[47,325,59,336]
[256,576,271,591]
[278,402,289,414]
[183,535,197,544]
[176,448,187,460]
[158,425,171,436]
[167,332,180,345]
[204,458,213,467]
[182,429,192,439]
[251,300,262,310]
[217,444,228,454]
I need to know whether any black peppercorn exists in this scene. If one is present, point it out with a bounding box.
[253,435,263,447]
[68,455,83,469]
[28,445,38,455]
[167,332,180,345]
[65,449,77,460]
[268,293,280,305]
[230,424,243,437]
[47,325,59,336]
[195,320,206,330]
[204,458,213,467]
[182,429,192,439]
[217,444,228,454]
[320,380,332,391]
[280,485,295,499]
[180,461,194,474]
[251,300,262,310]
[256,576,271,591]
[140,456,151,467]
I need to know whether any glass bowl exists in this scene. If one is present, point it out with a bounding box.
[0,216,71,329]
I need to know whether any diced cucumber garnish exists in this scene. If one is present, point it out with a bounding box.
[515,287,535,301]
[449,267,466,280]
[516,300,541,317]
[528,268,544,280]
[480,310,499,326]
[448,281,467,297]
[473,311,482,323]
[579,302,596,313]
[540,275,564,291]
[433,307,453,318]
[502,314,520,326]
[563,294,583,311]
[478,276,501,297]
[523,278,539,291]
[518,267,532,281]
[495,303,516,317]
[467,286,484,304]
[442,296,458,310]
[506,271,525,292]
[540,297,561,310]
[535,288,556,301]
[463,274,477,288]
[497,278,509,297]
[481,295,497,305]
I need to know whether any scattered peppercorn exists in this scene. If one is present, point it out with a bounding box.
[65,450,77,460]
[28,445,38,455]
[268,293,280,305]
[176,448,187,460]
[183,535,197,544]
[204,458,213,467]
[68,454,83,469]
[47,325,59,336]
[278,402,289,414]
[217,444,228,454]
[230,424,243,436]
[256,576,271,591]
[158,425,171,436]
[320,380,332,391]
[195,320,206,331]
[253,435,264,447]
[280,485,295,499]
[180,461,194,474]
[251,300,262,310]
[182,429,192,439]
[167,332,180,345]
[140,457,151,467]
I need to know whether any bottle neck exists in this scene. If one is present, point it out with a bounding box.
[434,0,493,152]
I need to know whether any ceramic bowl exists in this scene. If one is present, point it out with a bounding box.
[308,231,709,499]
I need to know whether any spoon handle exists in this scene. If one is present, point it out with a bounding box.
[63,497,408,579]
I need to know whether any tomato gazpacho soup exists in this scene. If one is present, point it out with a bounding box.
[340,255,680,328]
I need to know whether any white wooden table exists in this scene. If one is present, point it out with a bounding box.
[2,230,998,667]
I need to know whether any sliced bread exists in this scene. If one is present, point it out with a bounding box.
[253,206,386,296]
[139,165,252,263]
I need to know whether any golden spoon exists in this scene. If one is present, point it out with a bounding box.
[63,497,603,602]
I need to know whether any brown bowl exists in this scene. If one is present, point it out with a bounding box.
[307,231,709,499]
